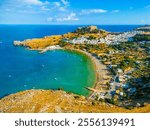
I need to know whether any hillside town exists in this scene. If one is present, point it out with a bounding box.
[61,26,150,107]
[67,27,144,45]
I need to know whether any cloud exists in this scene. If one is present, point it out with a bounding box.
[60,0,69,6]
[40,6,50,11]
[111,10,120,13]
[56,13,79,21]
[59,7,66,11]
[40,1,67,12]
[19,0,51,12]
[145,5,150,8]
[47,13,79,22]
[80,9,107,15]
[53,2,61,7]
[57,0,69,11]
[47,17,53,22]
[2,0,70,14]
[23,0,48,5]
[52,1,69,12]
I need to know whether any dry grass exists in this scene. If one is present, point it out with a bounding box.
[0,90,150,113]
[24,35,62,49]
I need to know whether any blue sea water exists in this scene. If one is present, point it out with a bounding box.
[0,25,142,98]
[99,25,141,32]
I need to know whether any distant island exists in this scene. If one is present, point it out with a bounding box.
[0,25,150,113]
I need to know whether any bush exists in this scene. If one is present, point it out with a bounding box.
[59,41,69,47]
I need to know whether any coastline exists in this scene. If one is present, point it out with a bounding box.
[1,24,149,112]
[39,45,62,53]
[24,44,111,96]
[13,41,108,96]
[39,47,111,95]
[63,49,111,94]
[14,37,112,97]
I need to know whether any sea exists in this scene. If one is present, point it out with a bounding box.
[0,25,142,98]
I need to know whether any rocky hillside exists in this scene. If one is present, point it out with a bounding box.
[0,90,150,113]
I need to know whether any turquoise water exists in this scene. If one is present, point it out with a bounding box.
[0,25,141,98]
[0,25,97,98]
[0,48,96,97]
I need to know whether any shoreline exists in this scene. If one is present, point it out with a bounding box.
[14,41,111,96]
[39,45,62,53]
[23,45,111,96]
[13,43,111,97]
[39,47,111,96]
[1,25,149,112]
[62,48,111,94]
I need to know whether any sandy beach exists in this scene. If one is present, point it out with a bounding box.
[70,49,111,91]
[39,45,62,53]
[15,41,111,95]
[51,48,112,93]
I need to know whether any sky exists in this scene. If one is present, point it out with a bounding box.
[0,0,150,25]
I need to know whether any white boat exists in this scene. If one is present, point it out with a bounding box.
[41,64,45,67]
[54,78,58,80]
[8,75,12,78]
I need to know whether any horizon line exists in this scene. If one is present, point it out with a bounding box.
[0,24,148,26]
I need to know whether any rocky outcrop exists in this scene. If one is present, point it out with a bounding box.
[14,41,26,46]
[75,26,106,34]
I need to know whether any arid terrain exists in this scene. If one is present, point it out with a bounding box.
[0,90,150,113]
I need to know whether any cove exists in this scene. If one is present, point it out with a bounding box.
[0,24,139,98]
[0,47,96,98]
[0,25,98,98]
